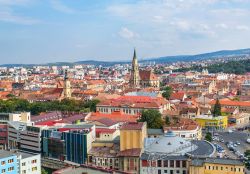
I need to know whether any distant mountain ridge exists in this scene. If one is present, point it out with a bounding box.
[1,48,250,67]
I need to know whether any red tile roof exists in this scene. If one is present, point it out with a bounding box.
[120,122,145,130]
[96,128,116,134]
[118,148,141,157]
[88,111,139,123]
[210,99,250,107]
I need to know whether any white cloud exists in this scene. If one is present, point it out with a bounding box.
[50,0,77,14]
[236,25,249,31]
[118,27,138,40]
[216,23,228,29]
[0,0,40,25]
[0,9,40,24]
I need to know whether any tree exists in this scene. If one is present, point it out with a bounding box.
[244,150,250,169]
[83,99,100,112]
[205,132,212,142]
[138,109,163,129]
[213,98,221,117]
[162,86,173,100]
[41,168,48,174]
[165,116,171,126]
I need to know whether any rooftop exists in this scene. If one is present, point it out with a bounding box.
[191,158,244,166]
[0,150,39,159]
[120,122,146,130]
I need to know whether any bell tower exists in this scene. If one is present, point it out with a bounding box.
[64,69,72,98]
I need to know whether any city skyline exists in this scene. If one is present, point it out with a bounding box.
[1,0,250,64]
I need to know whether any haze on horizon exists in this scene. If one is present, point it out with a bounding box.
[0,0,250,64]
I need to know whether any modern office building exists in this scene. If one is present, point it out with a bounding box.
[42,124,96,164]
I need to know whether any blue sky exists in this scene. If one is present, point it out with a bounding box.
[0,0,250,64]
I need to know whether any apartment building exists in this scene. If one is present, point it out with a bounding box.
[0,150,41,174]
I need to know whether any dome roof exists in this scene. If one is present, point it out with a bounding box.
[144,131,197,155]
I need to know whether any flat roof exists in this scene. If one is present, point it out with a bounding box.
[0,150,39,159]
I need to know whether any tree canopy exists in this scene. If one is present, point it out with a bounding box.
[138,109,163,129]
[205,132,212,142]
[0,98,100,115]
[213,98,221,117]
[162,86,173,100]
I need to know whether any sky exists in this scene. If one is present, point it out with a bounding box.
[0,0,250,64]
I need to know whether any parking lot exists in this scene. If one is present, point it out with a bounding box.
[211,131,250,159]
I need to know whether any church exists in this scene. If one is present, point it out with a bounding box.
[129,49,160,88]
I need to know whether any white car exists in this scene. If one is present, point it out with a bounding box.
[247,139,250,144]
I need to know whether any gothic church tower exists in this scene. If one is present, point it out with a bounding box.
[130,49,140,88]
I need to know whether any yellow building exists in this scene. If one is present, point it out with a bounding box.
[119,122,147,174]
[190,158,245,174]
[195,115,228,131]
[120,122,147,151]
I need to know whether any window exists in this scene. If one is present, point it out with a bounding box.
[164,160,168,167]
[176,170,180,173]
[2,169,6,173]
[32,167,37,171]
[1,161,5,165]
[22,162,26,166]
[8,159,14,163]
[164,170,168,173]
[158,170,161,174]
[157,160,162,167]
[182,161,186,168]
[176,161,180,168]
[170,160,174,167]
[216,166,218,170]
[170,170,173,174]
[221,167,223,170]
[22,170,26,174]
[183,171,186,174]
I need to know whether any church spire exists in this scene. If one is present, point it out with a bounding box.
[130,48,140,88]
[133,48,137,60]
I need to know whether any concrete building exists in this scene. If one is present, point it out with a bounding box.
[0,112,32,123]
[8,122,42,153]
[0,121,8,150]
[119,122,147,174]
[189,158,245,174]
[0,150,41,174]
[241,80,250,96]
[96,96,170,115]
[195,115,228,131]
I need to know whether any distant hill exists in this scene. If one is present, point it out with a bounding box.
[175,58,250,75]
[1,48,250,67]
[146,48,250,63]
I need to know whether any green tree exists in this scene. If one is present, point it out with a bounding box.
[205,132,212,142]
[213,98,221,117]
[244,150,250,169]
[165,116,171,126]
[83,99,100,112]
[41,168,48,174]
[6,93,16,98]
[162,86,173,100]
[138,109,163,129]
